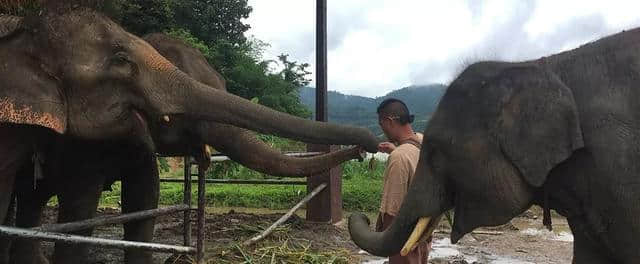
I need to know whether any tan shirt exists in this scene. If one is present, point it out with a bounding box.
[379,133,423,216]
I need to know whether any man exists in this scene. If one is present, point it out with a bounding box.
[375,98,431,264]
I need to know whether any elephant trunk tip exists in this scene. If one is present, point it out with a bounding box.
[347,213,391,256]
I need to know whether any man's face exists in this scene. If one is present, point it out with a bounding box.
[378,115,398,141]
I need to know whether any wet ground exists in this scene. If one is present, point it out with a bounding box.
[33,205,572,263]
[360,207,573,264]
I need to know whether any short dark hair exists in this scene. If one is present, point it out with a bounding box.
[377,98,414,125]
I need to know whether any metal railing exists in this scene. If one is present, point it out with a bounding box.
[0,152,327,264]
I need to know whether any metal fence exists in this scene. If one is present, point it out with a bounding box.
[0,152,327,264]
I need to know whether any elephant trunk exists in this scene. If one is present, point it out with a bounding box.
[152,68,380,152]
[348,157,446,256]
[197,122,363,177]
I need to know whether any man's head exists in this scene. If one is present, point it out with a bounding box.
[377,98,414,141]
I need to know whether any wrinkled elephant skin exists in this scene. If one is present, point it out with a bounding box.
[348,27,640,263]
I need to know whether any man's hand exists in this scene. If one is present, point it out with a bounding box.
[377,142,396,154]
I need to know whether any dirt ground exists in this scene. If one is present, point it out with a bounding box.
[35,206,573,264]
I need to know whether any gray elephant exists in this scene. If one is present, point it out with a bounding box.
[0,2,378,223]
[3,31,364,264]
[349,27,640,263]
[0,3,380,263]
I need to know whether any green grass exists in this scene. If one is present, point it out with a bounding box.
[91,136,386,212]
[97,159,385,212]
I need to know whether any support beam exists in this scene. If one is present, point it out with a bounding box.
[243,183,327,246]
[183,157,192,247]
[306,145,342,223]
[306,0,342,224]
[159,179,307,185]
[0,226,195,254]
[34,205,190,233]
[196,164,206,264]
[315,0,328,122]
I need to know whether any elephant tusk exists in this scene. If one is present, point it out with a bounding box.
[204,144,214,158]
[401,216,432,256]
[409,214,443,252]
[163,115,170,122]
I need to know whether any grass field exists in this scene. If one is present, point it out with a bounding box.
[94,157,386,212]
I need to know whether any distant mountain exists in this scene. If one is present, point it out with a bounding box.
[299,84,446,136]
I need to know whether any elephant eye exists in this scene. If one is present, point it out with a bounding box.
[108,51,138,78]
[111,52,131,66]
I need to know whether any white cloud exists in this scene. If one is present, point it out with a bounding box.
[245,0,640,97]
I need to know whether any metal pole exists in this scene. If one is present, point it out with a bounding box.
[0,226,195,254]
[196,164,206,264]
[159,179,307,185]
[210,151,326,162]
[183,156,192,247]
[34,205,190,233]
[315,0,328,122]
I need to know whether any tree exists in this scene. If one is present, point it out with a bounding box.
[173,0,251,46]
[99,0,176,36]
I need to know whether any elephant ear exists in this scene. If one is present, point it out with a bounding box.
[0,14,23,38]
[0,15,67,133]
[495,65,584,187]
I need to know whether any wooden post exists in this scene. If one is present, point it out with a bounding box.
[306,0,342,223]
[183,157,192,247]
[306,145,342,223]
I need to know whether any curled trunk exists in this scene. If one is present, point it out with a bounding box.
[348,157,446,256]
[198,122,363,177]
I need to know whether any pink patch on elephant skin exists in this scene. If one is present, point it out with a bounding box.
[0,98,65,133]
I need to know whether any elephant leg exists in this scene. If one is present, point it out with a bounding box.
[52,176,103,264]
[121,152,159,264]
[0,127,32,225]
[569,219,615,264]
[9,181,53,264]
[0,192,16,264]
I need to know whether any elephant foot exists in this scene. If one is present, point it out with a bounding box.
[163,254,194,264]
[53,244,90,264]
[125,251,154,264]
[0,238,11,264]
[9,243,49,264]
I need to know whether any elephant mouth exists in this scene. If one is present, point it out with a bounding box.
[132,108,149,129]
[400,214,443,256]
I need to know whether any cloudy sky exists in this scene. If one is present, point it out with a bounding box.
[244,0,640,98]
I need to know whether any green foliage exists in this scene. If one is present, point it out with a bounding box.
[173,0,252,46]
[103,0,176,36]
[100,0,313,118]
[165,27,213,58]
[97,159,385,212]
[157,157,171,173]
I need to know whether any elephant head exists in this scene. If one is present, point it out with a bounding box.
[0,6,380,151]
[143,33,364,176]
[0,4,380,225]
[348,62,584,256]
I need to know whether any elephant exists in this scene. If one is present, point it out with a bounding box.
[0,2,379,224]
[348,27,640,263]
[3,31,365,264]
[0,3,380,262]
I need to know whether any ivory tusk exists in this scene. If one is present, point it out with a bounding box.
[409,214,443,252]
[204,144,214,157]
[163,115,170,122]
[400,217,431,256]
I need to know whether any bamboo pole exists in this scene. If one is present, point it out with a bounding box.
[33,205,189,233]
[243,183,327,246]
